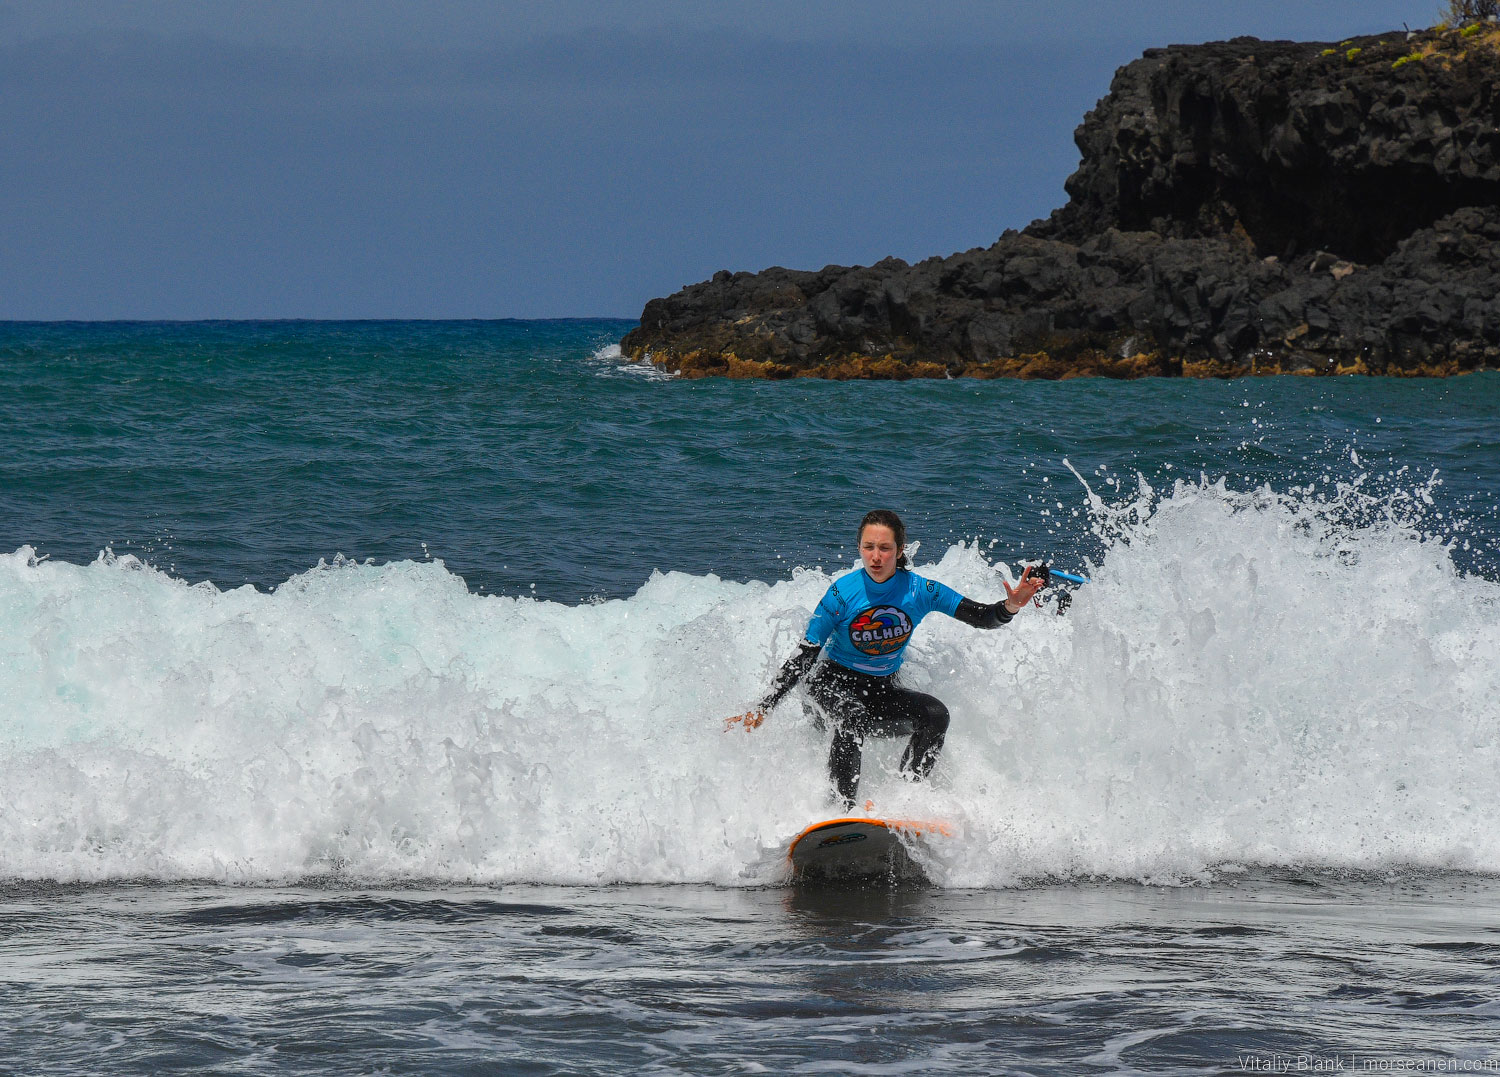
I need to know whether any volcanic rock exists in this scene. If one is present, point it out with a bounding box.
[622,27,1500,378]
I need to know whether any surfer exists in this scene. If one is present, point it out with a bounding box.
[731,509,1044,811]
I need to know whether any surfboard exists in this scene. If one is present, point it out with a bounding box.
[786,816,953,882]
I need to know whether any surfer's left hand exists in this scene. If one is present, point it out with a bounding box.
[1002,565,1045,613]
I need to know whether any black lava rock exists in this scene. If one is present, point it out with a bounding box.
[623,27,1500,379]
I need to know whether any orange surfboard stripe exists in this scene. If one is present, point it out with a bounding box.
[786,817,954,862]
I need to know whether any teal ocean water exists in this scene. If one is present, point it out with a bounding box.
[3,320,1499,1073]
[5,320,1496,599]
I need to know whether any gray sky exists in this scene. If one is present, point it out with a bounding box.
[1,1,1434,319]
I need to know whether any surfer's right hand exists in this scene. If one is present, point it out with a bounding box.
[1002,564,1046,612]
[724,709,766,732]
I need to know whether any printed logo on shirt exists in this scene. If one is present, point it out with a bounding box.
[848,605,914,656]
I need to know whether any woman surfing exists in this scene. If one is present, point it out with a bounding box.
[729,509,1045,810]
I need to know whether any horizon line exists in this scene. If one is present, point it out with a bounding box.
[0,315,640,325]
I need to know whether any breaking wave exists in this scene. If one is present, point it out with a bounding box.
[3,468,1497,886]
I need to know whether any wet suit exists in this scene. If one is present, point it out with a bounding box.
[758,567,1016,810]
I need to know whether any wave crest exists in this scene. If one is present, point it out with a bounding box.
[3,470,1497,886]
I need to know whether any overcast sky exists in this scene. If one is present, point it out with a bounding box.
[1,1,1434,319]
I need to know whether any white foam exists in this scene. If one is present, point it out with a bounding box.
[2,473,1497,886]
[586,342,674,380]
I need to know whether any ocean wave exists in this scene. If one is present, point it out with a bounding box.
[586,342,675,380]
[3,472,1497,886]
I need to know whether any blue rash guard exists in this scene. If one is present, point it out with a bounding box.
[755,566,1015,713]
[804,568,964,676]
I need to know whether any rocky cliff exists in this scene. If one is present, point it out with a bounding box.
[622,27,1500,378]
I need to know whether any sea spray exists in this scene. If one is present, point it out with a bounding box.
[939,470,1500,885]
[2,473,1497,886]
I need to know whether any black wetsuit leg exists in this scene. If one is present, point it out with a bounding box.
[805,662,951,811]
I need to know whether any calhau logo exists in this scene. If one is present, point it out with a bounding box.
[848,605,913,656]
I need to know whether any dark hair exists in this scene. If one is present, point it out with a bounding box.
[858,509,911,569]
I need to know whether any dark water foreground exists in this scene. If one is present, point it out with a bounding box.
[4,875,1499,1075]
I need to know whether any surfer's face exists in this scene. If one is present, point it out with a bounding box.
[859,524,901,583]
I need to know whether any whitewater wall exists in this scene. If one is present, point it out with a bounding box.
[3,476,1497,887]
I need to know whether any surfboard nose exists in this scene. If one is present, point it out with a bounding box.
[785,817,951,884]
